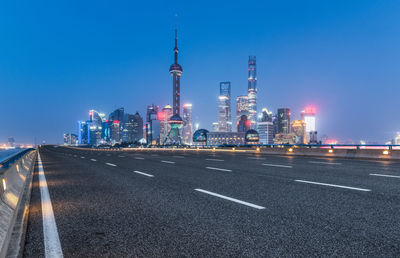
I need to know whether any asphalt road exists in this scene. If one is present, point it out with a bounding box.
[23,146,400,257]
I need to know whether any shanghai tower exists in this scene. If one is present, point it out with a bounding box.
[247,56,257,129]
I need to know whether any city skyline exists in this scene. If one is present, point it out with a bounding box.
[1,0,400,144]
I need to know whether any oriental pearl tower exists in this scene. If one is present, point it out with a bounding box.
[164,26,184,145]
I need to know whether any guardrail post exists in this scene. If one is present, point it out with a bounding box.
[389,145,393,150]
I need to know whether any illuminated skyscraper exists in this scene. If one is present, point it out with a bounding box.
[257,108,274,144]
[277,108,291,134]
[247,56,257,129]
[123,112,143,143]
[301,106,316,143]
[182,103,193,145]
[237,115,250,132]
[218,82,232,132]
[291,120,306,144]
[77,120,88,144]
[236,95,248,131]
[146,104,160,145]
[160,105,173,143]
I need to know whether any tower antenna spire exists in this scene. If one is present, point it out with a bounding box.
[174,13,178,64]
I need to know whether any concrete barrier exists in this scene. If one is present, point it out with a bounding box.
[0,150,36,258]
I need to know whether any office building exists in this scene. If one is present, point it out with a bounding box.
[257,108,274,144]
[277,108,291,134]
[237,115,250,133]
[182,103,193,145]
[160,105,173,143]
[218,82,232,132]
[301,106,316,143]
[291,120,306,144]
[247,56,257,129]
[236,95,248,130]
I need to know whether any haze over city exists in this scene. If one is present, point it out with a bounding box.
[1,0,400,144]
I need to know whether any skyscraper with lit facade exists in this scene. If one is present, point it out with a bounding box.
[160,105,173,143]
[257,108,274,144]
[218,82,232,132]
[301,106,316,143]
[277,108,291,134]
[247,56,257,129]
[291,120,306,144]
[236,95,248,131]
[182,103,193,145]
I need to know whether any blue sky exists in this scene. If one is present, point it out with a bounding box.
[1,0,399,144]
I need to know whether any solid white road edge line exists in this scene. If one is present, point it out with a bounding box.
[37,151,64,258]
[294,179,371,192]
[133,170,154,177]
[194,189,265,210]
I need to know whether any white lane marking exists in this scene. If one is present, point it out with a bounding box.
[173,155,185,158]
[309,161,342,165]
[262,163,293,168]
[295,180,371,192]
[90,159,97,162]
[206,158,224,162]
[206,167,232,172]
[248,157,266,160]
[135,157,145,160]
[106,163,117,167]
[73,155,77,157]
[161,160,175,164]
[133,170,154,177]
[195,189,265,210]
[151,154,159,157]
[118,155,126,158]
[370,173,400,179]
[80,156,85,159]
[37,152,64,257]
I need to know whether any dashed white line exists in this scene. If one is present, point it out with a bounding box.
[37,152,64,257]
[206,166,232,172]
[135,157,145,160]
[90,159,97,162]
[262,163,292,168]
[118,155,126,158]
[80,156,85,159]
[173,155,185,158]
[161,160,175,164]
[370,173,400,179]
[195,189,265,210]
[133,170,154,177]
[105,163,117,167]
[309,161,342,165]
[294,180,371,192]
[248,157,266,160]
[151,154,159,157]
[206,158,224,162]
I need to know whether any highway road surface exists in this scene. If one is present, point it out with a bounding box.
[23,146,400,257]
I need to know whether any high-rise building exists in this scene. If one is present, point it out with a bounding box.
[236,95,248,131]
[257,108,274,144]
[291,120,306,144]
[88,110,104,146]
[182,103,193,145]
[237,115,250,132]
[212,122,219,132]
[277,108,291,134]
[63,133,78,145]
[122,112,143,143]
[7,137,15,148]
[146,105,160,145]
[218,82,232,132]
[111,121,121,144]
[301,106,316,143]
[160,105,173,143]
[247,56,257,129]
[77,120,88,144]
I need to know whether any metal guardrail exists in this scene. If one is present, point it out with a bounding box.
[0,148,35,171]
